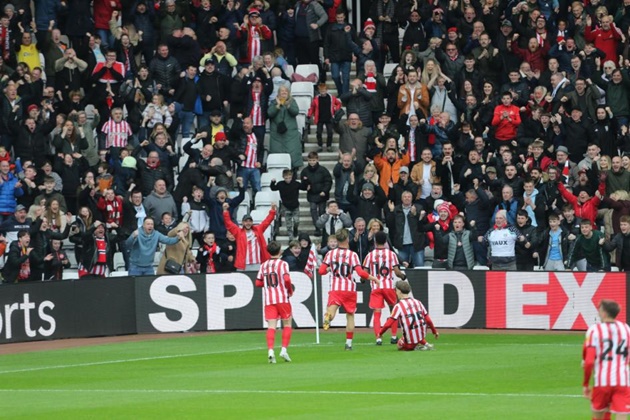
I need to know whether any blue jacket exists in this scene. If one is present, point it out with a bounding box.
[206,188,245,240]
[126,228,179,268]
[0,172,23,213]
[34,0,61,31]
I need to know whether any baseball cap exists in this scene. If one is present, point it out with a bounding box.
[486,166,497,173]
[248,8,260,16]
[502,19,512,27]
[242,214,253,221]
[204,57,217,66]
[362,183,375,192]
[214,131,227,142]
[27,104,39,113]
[209,109,222,117]
[400,166,409,174]
[15,204,26,212]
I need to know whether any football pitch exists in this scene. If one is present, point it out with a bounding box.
[0,330,586,418]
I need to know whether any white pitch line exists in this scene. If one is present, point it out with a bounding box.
[0,389,582,399]
[0,341,577,375]
[0,343,334,375]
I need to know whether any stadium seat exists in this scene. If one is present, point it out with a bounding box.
[285,64,294,78]
[64,270,80,280]
[236,205,249,222]
[290,82,314,99]
[473,265,490,270]
[178,155,189,173]
[383,63,398,79]
[266,153,292,170]
[255,191,281,207]
[110,271,130,277]
[294,96,312,115]
[113,252,126,271]
[294,64,319,82]
[260,172,274,191]
[296,114,306,136]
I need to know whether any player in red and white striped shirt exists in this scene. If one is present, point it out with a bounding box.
[379,281,439,351]
[318,229,378,350]
[583,300,630,419]
[364,231,407,345]
[256,241,293,364]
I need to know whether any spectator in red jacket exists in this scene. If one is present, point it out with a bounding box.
[307,83,342,152]
[511,34,551,73]
[491,91,522,149]
[93,0,121,49]
[584,14,622,66]
[97,188,123,230]
[222,202,277,271]
[557,177,605,226]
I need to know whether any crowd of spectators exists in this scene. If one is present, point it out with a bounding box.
[2,0,630,282]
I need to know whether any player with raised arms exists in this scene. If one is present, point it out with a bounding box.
[378,280,439,351]
[583,299,630,420]
[319,229,379,350]
[255,241,293,364]
[364,231,407,345]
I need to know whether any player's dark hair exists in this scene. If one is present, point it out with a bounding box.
[335,228,349,243]
[374,231,387,245]
[600,299,621,319]
[267,241,281,256]
[396,280,411,294]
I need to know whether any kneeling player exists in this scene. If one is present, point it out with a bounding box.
[318,229,378,350]
[364,231,407,345]
[256,241,293,363]
[583,299,630,420]
[378,281,439,351]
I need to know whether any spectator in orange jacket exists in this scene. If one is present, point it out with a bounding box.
[222,202,277,271]
[374,148,411,196]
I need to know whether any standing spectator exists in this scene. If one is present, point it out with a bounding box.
[325,11,354,95]
[557,177,604,226]
[604,215,630,271]
[256,241,293,364]
[222,202,277,271]
[340,78,374,129]
[334,113,371,172]
[101,107,132,152]
[435,214,476,270]
[582,300,630,420]
[3,229,30,282]
[319,228,378,350]
[244,73,273,156]
[293,0,327,79]
[539,213,572,271]
[385,191,426,268]
[236,8,272,65]
[308,83,342,153]
[127,217,182,276]
[268,86,302,171]
[157,222,196,274]
[174,64,200,139]
[77,220,116,278]
[300,151,332,236]
[373,147,410,196]
[514,210,541,270]
[481,209,525,271]
[491,91,522,150]
[180,187,209,246]
[556,109,595,163]
[0,160,23,222]
[397,68,430,130]
[144,179,177,221]
[333,153,357,216]
[0,204,31,246]
[584,14,621,65]
[197,58,229,121]
[377,280,439,351]
[567,219,610,271]
[315,199,353,244]
[149,44,181,99]
[270,169,301,241]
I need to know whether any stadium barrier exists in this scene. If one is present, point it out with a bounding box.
[0,270,625,344]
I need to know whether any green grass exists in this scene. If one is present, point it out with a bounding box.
[0,330,587,419]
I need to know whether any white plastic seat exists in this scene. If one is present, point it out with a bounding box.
[64,270,80,280]
[384,63,398,79]
[266,153,292,170]
[294,96,312,115]
[473,265,490,270]
[290,81,314,99]
[113,252,126,271]
[110,271,129,277]
[250,209,274,241]
[255,191,281,207]
[285,64,294,78]
[294,64,320,82]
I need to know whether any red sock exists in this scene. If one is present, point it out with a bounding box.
[266,328,275,350]
[373,312,381,337]
[391,319,398,337]
[346,332,354,340]
[602,413,611,420]
[282,326,292,348]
